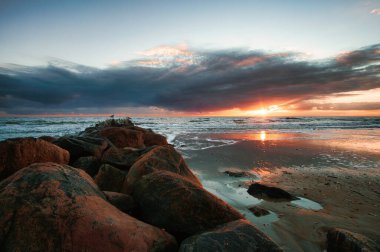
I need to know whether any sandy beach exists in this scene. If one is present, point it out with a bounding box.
[183,129,380,251]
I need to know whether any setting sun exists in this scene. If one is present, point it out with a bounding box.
[248,105,280,116]
[258,109,269,115]
[260,130,266,141]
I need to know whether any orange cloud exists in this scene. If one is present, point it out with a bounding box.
[138,44,192,57]
[370,8,380,15]
[136,59,162,66]
[235,56,264,67]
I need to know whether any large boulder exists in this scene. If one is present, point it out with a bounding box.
[132,170,243,240]
[247,183,298,201]
[0,138,69,180]
[99,127,144,148]
[0,163,177,252]
[143,131,168,146]
[38,136,57,142]
[101,146,151,171]
[123,145,201,193]
[72,156,101,177]
[179,219,283,252]
[326,228,379,252]
[94,164,127,192]
[104,191,137,216]
[53,136,109,162]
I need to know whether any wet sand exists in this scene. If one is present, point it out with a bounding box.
[182,130,380,252]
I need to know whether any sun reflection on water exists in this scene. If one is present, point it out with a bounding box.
[260,131,266,141]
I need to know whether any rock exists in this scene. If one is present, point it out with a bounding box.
[0,137,69,180]
[143,131,168,146]
[101,146,150,171]
[38,135,57,142]
[247,183,297,201]
[224,168,256,178]
[94,164,127,192]
[72,156,101,177]
[123,145,202,193]
[326,228,379,252]
[179,219,283,252]
[104,191,137,216]
[99,127,144,148]
[53,136,109,162]
[0,163,177,252]
[132,170,243,240]
[248,206,270,217]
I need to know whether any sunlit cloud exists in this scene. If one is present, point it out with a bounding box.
[370,8,380,15]
[138,44,192,57]
[0,44,379,115]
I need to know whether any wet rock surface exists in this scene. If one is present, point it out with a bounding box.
[99,127,145,148]
[72,156,101,177]
[124,145,202,193]
[94,164,127,192]
[0,163,177,252]
[142,131,168,146]
[0,137,70,180]
[326,228,380,252]
[247,183,298,201]
[179,219,283,252]
[248,206,270,217]
[132,170,243,240]
[101,146,150,171]
[53,136,109,162]
[224,169,256,178]
[103,191,137,216]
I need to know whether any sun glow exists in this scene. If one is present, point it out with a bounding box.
[248,105,280,116]
[258,109,269,115]
[260,131,266,141]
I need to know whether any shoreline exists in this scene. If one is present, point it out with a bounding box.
[184,131,380,251]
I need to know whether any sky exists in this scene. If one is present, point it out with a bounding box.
[0,0,380,116]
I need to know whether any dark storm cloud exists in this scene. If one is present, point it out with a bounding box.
[0,44,379,114]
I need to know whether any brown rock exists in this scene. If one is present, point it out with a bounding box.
[248,206,270,217]
[0,137,69,180]
[38,136,57,142]
[179,219,283,252]
[143,131,168,146]
[132,170,244,240]
[327,228,379,252]
[123,145,201,193]
[104,191,137,216]
[224,168,256,178]
[100,127,144,148]
[0,163,177,252]
[53,136,109,162]
[94,164,127,192]
[72,156,101,177]
[101,146,150,171]
[247,183,298,201]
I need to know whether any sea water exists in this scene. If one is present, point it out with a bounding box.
[1,116,379,146]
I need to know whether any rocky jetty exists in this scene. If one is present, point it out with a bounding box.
[0,118,283,251]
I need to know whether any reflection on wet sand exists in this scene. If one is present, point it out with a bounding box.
[212,131,304,142]
[260,130,266,141]
[184,128,380,252]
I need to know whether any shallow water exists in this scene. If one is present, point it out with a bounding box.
[1,116,380,142]
[291,197,323,210]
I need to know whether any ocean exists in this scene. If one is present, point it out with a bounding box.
[1,116,380,149]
